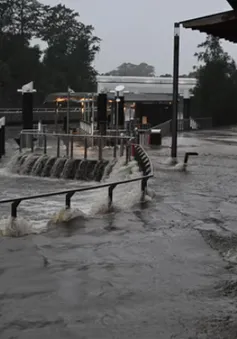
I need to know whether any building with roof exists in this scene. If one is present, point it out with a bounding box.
[97,76,196,126]
[97,76,196,100]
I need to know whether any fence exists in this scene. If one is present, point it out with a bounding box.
[177,117,213,131]
[0,109,81,126]
[153,117,213,136]
[0,143,153,218]
[0,117,6,158]
[19,129,133,161]
[78,119,152,149]
[0,108,81,114]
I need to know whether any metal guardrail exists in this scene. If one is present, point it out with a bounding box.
[177,117,213,131]
[152,117,213,136]
[19,130,132,160]
[0,143,153,218]
[0,108,81,114]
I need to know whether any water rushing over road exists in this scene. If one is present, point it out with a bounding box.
[1,128,237,338]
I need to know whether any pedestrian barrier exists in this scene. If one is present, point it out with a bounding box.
[0,142,153,218]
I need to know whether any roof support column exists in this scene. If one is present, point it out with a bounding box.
[171,22,180,162]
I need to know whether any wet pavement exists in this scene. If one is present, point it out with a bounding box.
[1,127,237,338]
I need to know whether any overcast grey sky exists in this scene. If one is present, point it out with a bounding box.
[41,0,237,75]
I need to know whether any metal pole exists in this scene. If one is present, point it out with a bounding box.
[31,134,34,152]
[84,137,88,159]
[171,22,180,162]
[57,136,60,157]
[91,94,94,148]
[19,133,22,153]
[66,135,69,157]
[115,91,119,153]
[43,126,47,154]
[67,89,70,135]
[0,124,2,158]
[1,117,5,155]
[55,103,59,133]
[70,131,73,158]
[66,88,70,157]
[99,137,103,161]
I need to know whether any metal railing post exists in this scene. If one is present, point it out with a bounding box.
[43,129,47,154]
[11,200,21,218]
[99,137,103,161]
[65,192,75,209]
[1,117,5,155]
[30,134,34,152]
[113,142,117,158]
[141,178,148,202]
[120,138,124,157]
[125,144,129,164]
[0,124,2,158]
[128,142,131,162]
[19,133,22,153]
[84,137,88,159]
[70,131,73,159]
[66,134,69,157]
[57,136,60,157]
[108,184,117,208]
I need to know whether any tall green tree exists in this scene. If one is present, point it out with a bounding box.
[192,35,237,126]
[105,62,155,77]
[0,0,43,40]
[0,1,100,106]
[39,4,100,93]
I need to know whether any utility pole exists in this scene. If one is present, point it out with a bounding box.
[171,22,180,163]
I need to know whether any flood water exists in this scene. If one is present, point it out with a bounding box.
[1,127,237,338]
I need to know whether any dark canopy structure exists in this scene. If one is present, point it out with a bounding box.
[170,0,237,160]
[181,0,237,42]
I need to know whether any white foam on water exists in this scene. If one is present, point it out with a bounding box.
[174,162,186,172]
[153,157,188,173]
[164,157,176,165]
[89,157,143,215]
[0,150,152,236]
[50,208,87,224]
[0,217,47,237]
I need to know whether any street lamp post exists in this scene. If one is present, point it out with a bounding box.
[67,89,70,135]
[17,81,36,149]
[171,22,180,163]
[66,87,75,157]
[91,93,95,148]
[110,85,129,152]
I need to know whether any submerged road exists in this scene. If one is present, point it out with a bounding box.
[1,128,237,338]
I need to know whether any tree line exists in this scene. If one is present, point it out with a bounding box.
[0,0,100,106]
[192,35,237,127]
[1,0,236,127]
[106,37,237,127]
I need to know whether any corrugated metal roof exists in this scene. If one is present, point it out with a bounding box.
[181,9,237,43]
[97,76,196,85]
[97,76,196,95]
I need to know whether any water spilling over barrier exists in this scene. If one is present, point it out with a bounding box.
[0,143,153,222]
[11,153,110,181]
